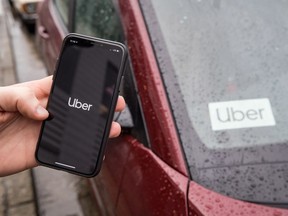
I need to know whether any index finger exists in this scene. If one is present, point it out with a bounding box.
[14,76,53,98]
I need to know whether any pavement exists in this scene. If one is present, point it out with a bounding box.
[0,0,98,215]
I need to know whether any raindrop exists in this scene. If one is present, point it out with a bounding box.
[273,210,283,216]
[204,204,213,210]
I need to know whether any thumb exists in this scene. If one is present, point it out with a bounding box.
[0,86,49,120]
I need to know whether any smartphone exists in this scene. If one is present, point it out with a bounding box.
[35,33,127,177]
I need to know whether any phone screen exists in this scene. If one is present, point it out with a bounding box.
[36,35,126,176]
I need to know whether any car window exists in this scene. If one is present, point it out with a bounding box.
[53,0,70,28]
[74,0,122,42]
[72,0,148,145]
[140,0,288,207]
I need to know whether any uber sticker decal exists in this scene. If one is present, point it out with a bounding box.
[208,98,276,131]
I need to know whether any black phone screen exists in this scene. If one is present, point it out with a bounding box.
[36,35,126,176]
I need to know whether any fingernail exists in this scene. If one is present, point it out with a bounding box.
[36,106,48,116]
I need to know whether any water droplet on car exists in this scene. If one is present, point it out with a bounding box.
[273,210,283,216]
[205,204,213,210]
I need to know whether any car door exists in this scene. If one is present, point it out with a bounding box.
[36,0,70,74]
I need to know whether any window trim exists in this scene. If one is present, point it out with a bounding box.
[51,0,75,33]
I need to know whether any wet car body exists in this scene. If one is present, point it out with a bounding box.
[36,0,288,215]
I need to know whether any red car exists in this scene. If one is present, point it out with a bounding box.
[36,0,288,215]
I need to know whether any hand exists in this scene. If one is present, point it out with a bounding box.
[0,76,125,176]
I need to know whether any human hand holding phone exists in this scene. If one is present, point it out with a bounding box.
[35,34,127,177]
[0,76,125,177]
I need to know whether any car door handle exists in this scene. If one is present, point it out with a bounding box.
[38,25,49,39]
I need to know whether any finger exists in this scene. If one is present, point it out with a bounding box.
[21,76,53,98]
[115,96,125,112]
[14,76,53,110]
[0,86,49,120]
[34,75,53,96]
[109,122,121,138]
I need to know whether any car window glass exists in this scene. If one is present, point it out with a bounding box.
[53,0,70,27]
[74,0,122,41]
[140,0,288,206]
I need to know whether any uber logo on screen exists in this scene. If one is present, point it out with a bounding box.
[68,97,93,111]
[208,98,276,131]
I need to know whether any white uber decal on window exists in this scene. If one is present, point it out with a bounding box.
[208,98,276,131]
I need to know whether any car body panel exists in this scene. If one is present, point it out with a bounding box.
[89,136,133,215]
[118,0,189,177]
[116,139,189,216]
